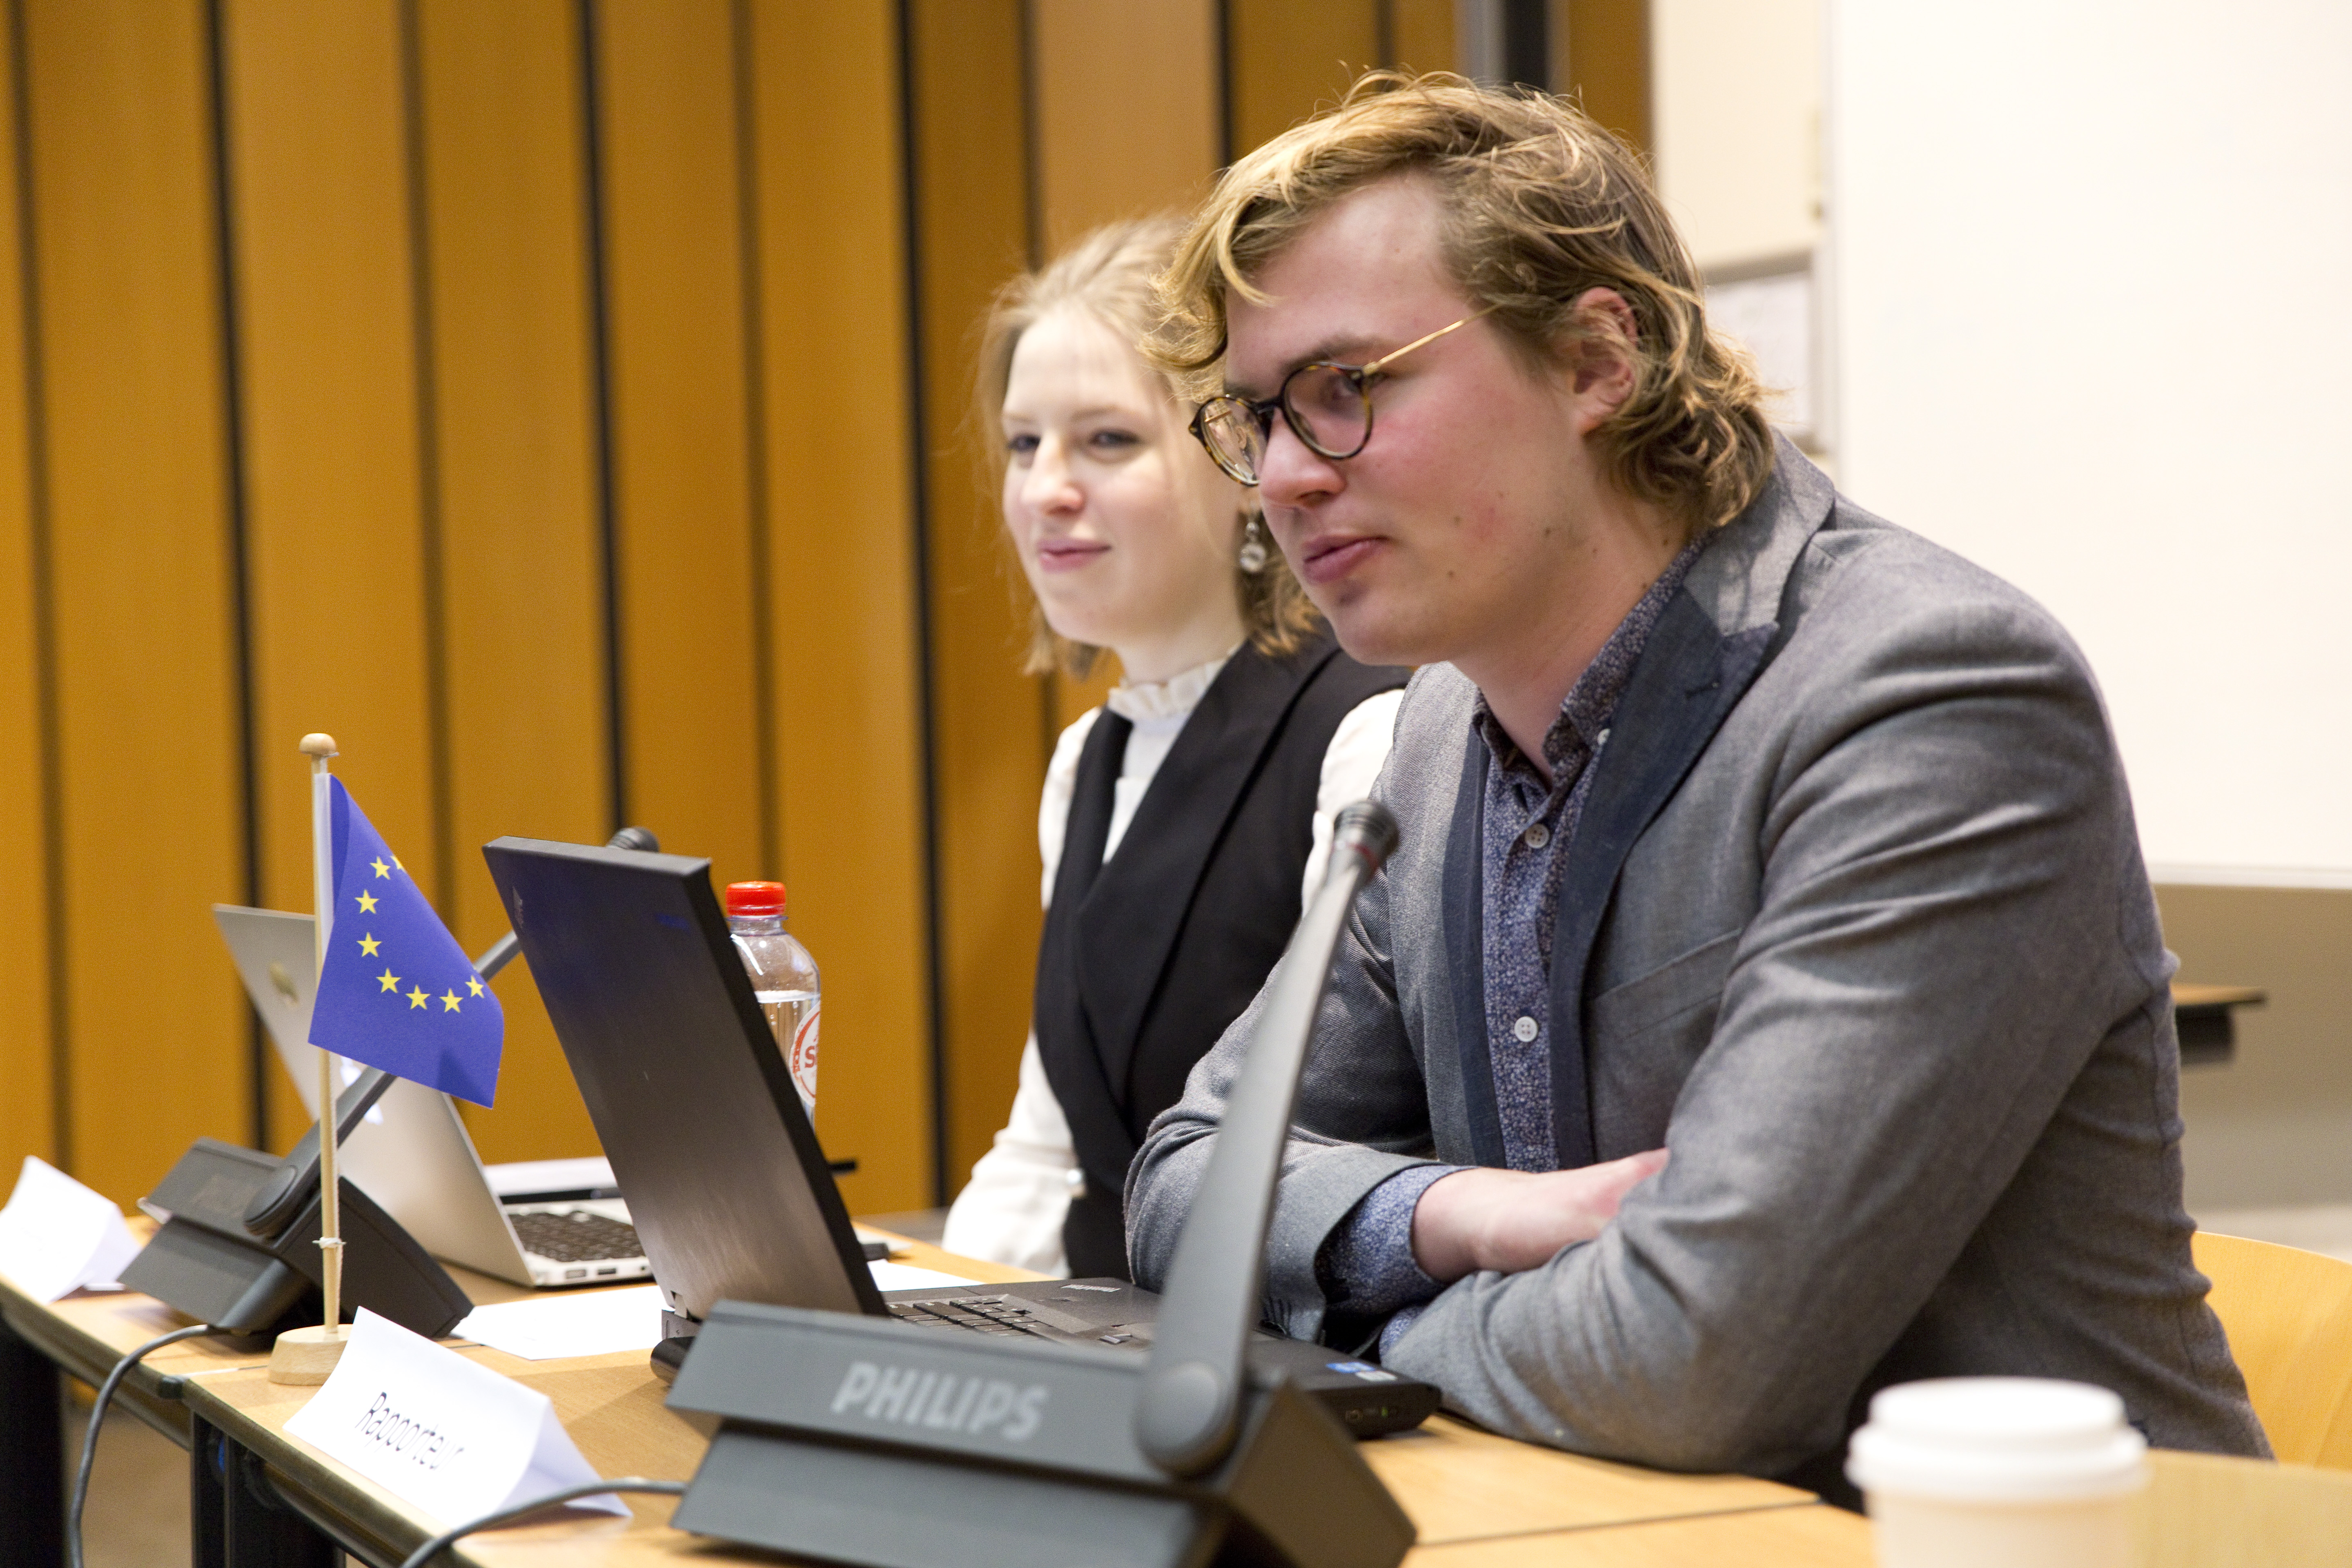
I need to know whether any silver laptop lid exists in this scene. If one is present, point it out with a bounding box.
[210,904,326,1119]
[212,904,539,1285]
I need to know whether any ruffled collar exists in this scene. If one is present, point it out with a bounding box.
[1105,645,1239,725]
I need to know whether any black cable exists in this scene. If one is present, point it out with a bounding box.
[396,1477,686,1568]
[69,1322,220,1568]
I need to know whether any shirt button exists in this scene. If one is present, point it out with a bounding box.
[1512,1015,1539,1043]
[1523,822,1550,849]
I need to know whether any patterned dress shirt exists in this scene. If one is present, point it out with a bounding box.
[1316,538,1706,1342]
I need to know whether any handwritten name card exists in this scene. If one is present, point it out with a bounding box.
[284,1309,626,1527]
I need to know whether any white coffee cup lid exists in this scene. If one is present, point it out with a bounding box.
[1845,1378,2148,1503]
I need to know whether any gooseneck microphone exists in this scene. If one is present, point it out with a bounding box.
[1135,799,1401,1477]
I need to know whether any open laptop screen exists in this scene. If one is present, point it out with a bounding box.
[482,836,881,1323]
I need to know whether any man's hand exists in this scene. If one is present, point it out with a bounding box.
[1410,1149,1669,1283]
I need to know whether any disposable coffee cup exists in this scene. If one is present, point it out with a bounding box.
[1845,1377,2147,1568]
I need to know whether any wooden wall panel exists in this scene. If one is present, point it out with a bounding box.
[25,0,249,1203]
[220,0,437,1152]
[1033,0,1219,252]
[0,0,1486,1218]
[415,0,610,1163]
[590,0,767,897]
[1559,0,1650,154]
[1390,0,1458,73]
[746,0,930,1211]
[0,0,52,1180]
[1047,646,1123,740]
[1029,0,1223,740]
[906,0,1046,1196]
[1228,0,1380,156]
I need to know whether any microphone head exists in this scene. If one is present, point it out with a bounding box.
[1332,799,1399,872]
[607,825,660,854]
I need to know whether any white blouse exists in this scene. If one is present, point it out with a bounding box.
[940,650,1403,1275]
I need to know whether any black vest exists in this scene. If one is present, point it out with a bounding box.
[1032,634,1409,1278]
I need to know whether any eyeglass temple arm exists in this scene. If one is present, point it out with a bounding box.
[1361,304,1500,376]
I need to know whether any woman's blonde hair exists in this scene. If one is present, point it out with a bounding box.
[975,216,1319,680]
[1154,73,1776,536]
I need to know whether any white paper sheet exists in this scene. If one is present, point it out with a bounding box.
[867,1261,977,1293]
[284,1308,626,1524]
[454,1285,664,1361]
[853,1225,902,1256]
[0,1157,143,1303]
[452,1260,980,1363]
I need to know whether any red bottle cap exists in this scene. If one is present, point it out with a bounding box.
[725,881,786,918]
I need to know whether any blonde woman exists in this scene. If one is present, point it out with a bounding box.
[941,219,1408,1278]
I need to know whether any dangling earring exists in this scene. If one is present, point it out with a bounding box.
[1237,512,1270,574]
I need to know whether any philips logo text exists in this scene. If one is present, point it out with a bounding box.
[829,1361,1048,1441]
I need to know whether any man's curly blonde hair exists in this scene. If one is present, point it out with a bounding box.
[1154,72,1775,536]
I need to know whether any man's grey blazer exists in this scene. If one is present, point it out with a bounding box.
[1126,441,2266,1482]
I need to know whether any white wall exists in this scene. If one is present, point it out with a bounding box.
[1651,0,1820,271]
[1655,1,2352,1204]
[1827,0,2352,885]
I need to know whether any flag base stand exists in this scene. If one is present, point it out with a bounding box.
[267,1323,348,1385]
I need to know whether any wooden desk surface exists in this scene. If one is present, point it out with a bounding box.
[1393,1451,2352,1568]
[2172,984,2266,1010]
[172,1227,1814,1564]
[1408,1502,1869,1567]
[18,1223,2352,1566]
[8,1223,1813,1564]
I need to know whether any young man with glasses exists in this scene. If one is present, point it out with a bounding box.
[1125,75,2265,1494]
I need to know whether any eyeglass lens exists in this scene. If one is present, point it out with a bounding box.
[1283,365,1372,461]
[1198,402,1266,483]
[1199,365,1371,485]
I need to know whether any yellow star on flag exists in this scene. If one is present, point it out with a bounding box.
[393,854,405,871]
[441,991,462,1013]
[357,933,380,957]
[371,856,392,879]
[376,968,400,992]
[407,985,429,1009]
[356,891,379,914]
[466,976,484,997]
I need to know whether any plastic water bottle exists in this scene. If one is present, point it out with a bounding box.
[725,881,820,1117]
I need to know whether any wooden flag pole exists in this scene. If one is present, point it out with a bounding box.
[269,731,347,1384]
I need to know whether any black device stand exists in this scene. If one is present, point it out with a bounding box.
[669,1300,1409,1568]
[121,1138,469,1339]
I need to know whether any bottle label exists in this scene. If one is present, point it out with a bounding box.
[790,1002,821,1112]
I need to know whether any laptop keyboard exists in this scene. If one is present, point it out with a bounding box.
[512,1208,643,1263]
[887,1296,1052,1338]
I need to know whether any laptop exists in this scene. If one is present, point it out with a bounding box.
[482,836,1441,1437]
[212,904,652,1289]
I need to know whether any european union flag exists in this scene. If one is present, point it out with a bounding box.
[307,778,504,1106]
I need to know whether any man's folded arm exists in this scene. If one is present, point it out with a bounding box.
[1318,1165,1457,1322]
[1126,870,1444,1340]
[1382,601,2152,1473]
